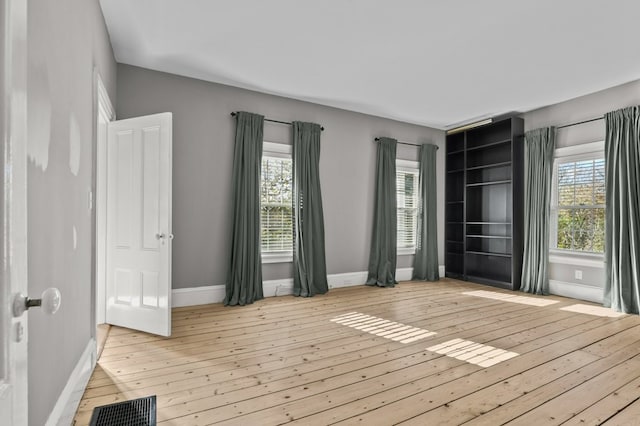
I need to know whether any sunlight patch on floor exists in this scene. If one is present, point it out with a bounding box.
[462,290,559,306]
[426,338,519,367]
[560,304,625,317]
[330,312,436,344]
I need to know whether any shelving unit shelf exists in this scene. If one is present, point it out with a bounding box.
[444,117,524,290]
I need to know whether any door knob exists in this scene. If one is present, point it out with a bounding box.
[156,233,174,241]
[13,287,61,318]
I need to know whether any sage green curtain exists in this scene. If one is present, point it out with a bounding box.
[367,137,398,287]
[604,106,640,314]
[292,121,328,297]
[224,111,264,306]
[520,127,556,295]
[413,144,439,281]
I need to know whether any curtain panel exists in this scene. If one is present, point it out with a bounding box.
[520,127,556,295]
[413,144,439,281]
[292,121,329,297]
[366,137,398,287]
[224,111,264,306]
[604,106,640,314]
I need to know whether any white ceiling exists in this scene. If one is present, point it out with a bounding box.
[99,0,640,130]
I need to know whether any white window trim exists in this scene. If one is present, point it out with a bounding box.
[263,141,292,157]
[397,159,419,171]
[261,141,294,264]
[397,159,420,255]
[554,140,604,159]
[397,247,416,256]
[549,252,604,268]
[550,140,605,259]
[262,251,294,264]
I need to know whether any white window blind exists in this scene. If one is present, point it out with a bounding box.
[552,155,605,253]
[261,154,293,254]
[397,168,419,250]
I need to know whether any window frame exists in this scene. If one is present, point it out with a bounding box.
[396,159,420,256]
[549,141,605,262]
[261,141,294,264]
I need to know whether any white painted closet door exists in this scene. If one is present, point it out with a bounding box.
[106,112,172,337]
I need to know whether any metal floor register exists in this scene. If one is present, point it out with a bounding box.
[89,395,156,426]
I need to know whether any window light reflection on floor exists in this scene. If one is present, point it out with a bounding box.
[330,312,436,344]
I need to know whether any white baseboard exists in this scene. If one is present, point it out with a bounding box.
[396,267,413,281]
[173,265,446,307]
[327,271,368,289]
[46,338,96,426]
[172,285,226,307]
[263,278,294,297]
[549,279,604,304]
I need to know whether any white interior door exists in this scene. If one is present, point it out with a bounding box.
[106,112,173,337]
[1,0,28,423]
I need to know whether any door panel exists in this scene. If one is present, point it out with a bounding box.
[142,128,161,249]
[106,112,172,337]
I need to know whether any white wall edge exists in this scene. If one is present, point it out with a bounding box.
[549,279,604,304]
[46,338,96,426]
[549,254,604,268]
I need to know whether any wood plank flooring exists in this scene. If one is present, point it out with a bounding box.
[74,279,640,425]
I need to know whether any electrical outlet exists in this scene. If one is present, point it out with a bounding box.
[575,270,583,280]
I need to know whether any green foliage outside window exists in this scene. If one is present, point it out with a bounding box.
[555,158,605,253]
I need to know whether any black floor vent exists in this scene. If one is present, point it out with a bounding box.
[89,395,156,426]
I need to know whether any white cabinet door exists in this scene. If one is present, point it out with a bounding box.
[106,113,173,336]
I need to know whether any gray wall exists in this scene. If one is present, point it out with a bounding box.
[27,0,116,424]
[116,64,445,289]
[522,79,640,296]
[524,79,640,148]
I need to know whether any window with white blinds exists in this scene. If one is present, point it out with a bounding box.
[261,143,293,259]
[551,151,605,253]
[397,165,419,253]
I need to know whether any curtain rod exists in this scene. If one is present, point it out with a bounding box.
[557,116,603,130]
[374,137,439,149]
[230,112,324,131]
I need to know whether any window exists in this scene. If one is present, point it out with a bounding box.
[261,142,293,262]
[551,143,605,254]
[397,160,419,254]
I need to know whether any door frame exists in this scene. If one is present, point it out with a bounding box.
[94,71,115,329]
[1,0,29,423]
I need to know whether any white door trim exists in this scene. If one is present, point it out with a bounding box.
[0,0,29,423]
[94,71,115,326]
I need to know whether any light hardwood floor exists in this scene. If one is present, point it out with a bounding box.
[74,279,640,425]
